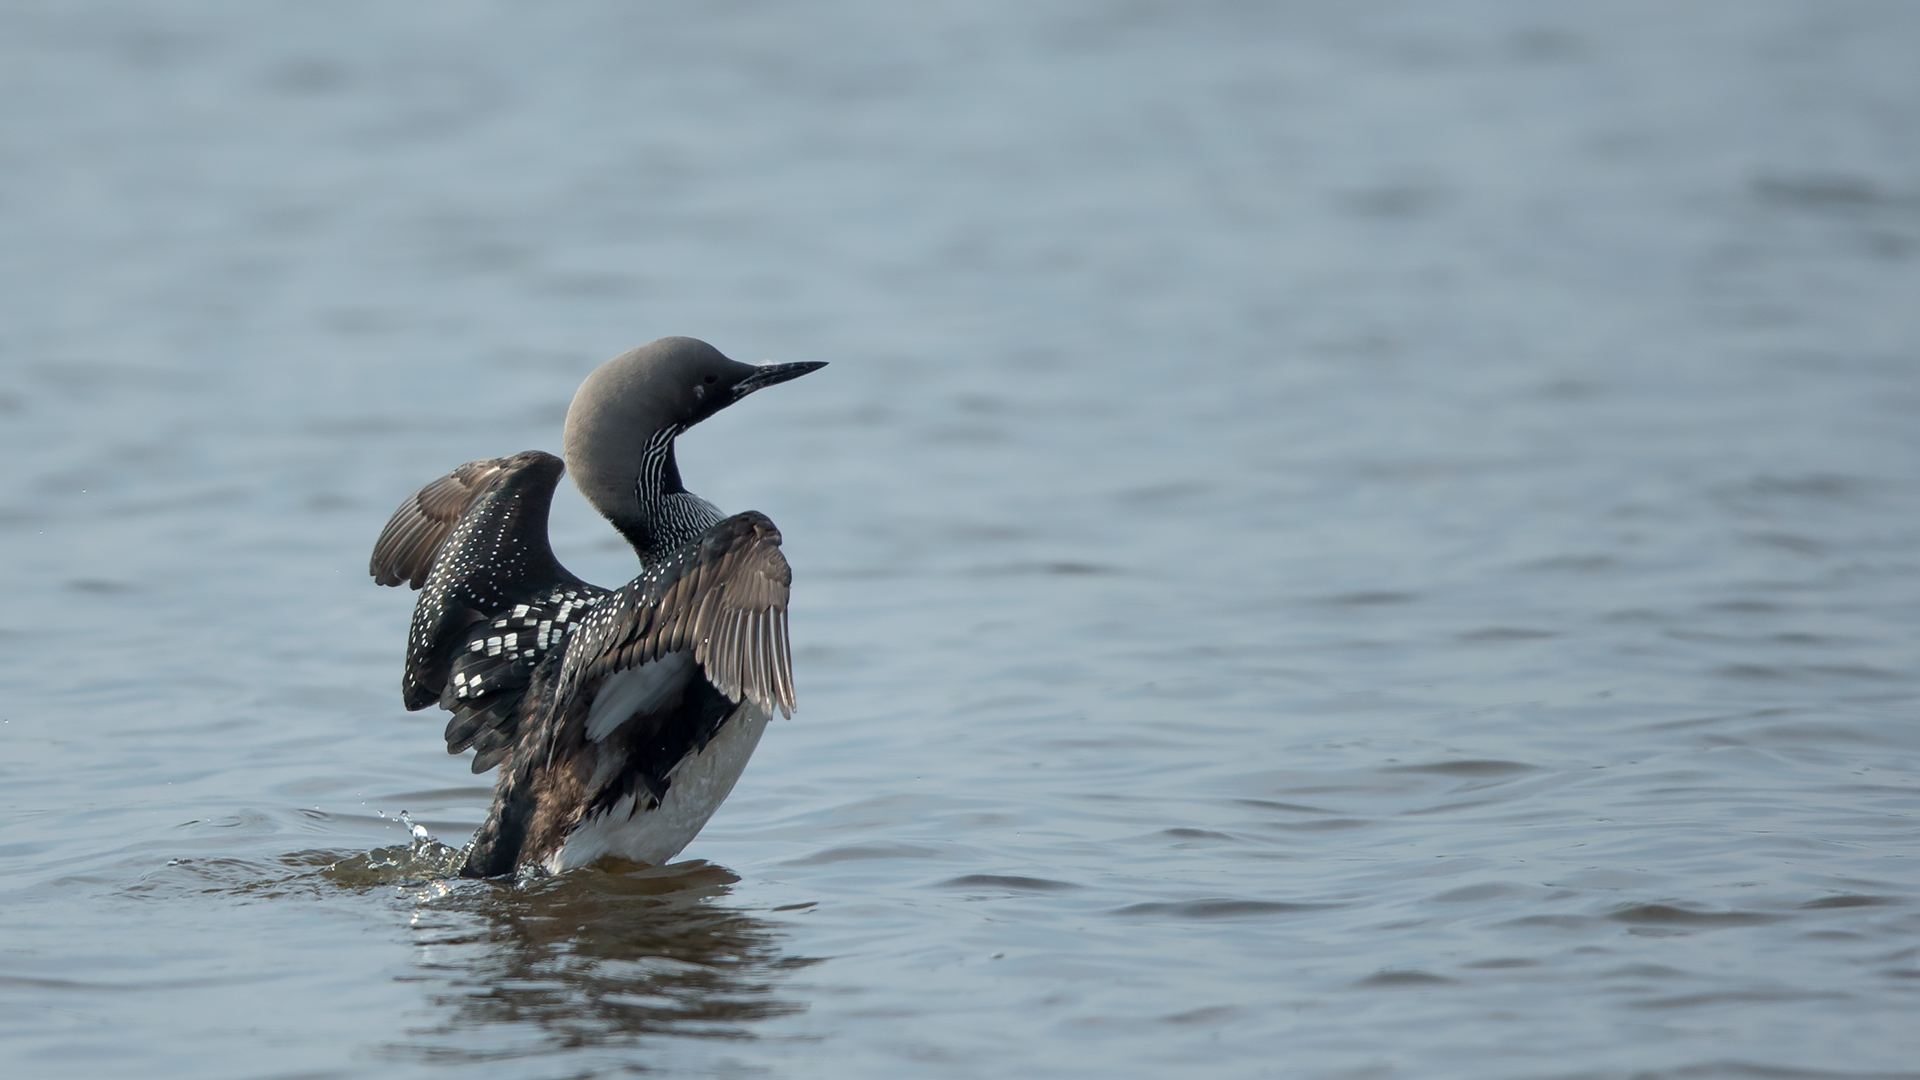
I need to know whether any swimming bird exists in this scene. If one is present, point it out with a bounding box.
[369,337,824,877]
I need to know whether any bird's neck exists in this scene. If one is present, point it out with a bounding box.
[619,434,723,566]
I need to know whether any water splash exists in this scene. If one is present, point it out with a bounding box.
[321,811,469,887]
[398,810,432,845]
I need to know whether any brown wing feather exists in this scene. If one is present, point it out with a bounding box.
[570,511,797,719]
[369,458,510,589]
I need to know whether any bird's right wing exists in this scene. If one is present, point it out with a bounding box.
[370,451,608,770]
[369,457,512,589]
[564,510,796,721]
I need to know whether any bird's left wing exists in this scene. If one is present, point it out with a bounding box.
[564,510,796,721]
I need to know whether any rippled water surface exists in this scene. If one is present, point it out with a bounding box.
[4,2,1920,1077]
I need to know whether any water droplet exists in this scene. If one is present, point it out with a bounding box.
[398,810,432,844]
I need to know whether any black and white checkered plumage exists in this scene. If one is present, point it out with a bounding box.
[370,337,823,877]
[371,451,608,773]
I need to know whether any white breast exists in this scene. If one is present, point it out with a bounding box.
[547,702,770,873]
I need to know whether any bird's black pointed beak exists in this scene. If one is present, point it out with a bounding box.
[731,360,827,401]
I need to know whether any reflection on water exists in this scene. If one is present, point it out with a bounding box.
[121,847,810,1068]
[389,862,810,1065]
[309,824,813,1063]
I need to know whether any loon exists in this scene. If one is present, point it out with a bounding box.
[369,337,824,877]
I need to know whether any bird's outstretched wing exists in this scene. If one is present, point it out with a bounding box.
[370,457,511,589]
[563,510,796,722]
[369,451,608,770]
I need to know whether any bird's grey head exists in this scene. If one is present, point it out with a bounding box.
[563,336,824,534]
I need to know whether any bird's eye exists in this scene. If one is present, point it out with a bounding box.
[703,374,718,385]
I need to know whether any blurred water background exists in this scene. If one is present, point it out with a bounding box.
[3,2,1919,1078]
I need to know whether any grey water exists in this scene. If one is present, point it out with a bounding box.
[3,2,1918,1077]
